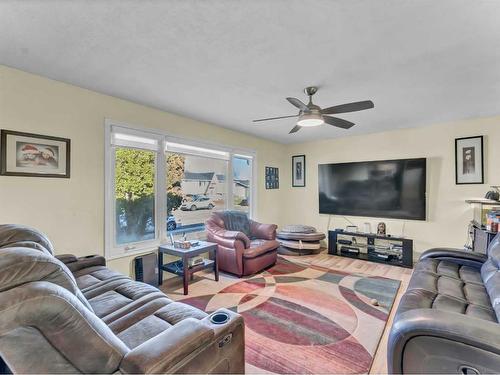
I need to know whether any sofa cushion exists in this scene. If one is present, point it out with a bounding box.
[106,296,208,349]
[243,239,280,258]
[401,257,496,322]
[84,278,162,319]
[73,265,127,291]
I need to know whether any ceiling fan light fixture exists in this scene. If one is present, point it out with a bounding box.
[297,112,324,127]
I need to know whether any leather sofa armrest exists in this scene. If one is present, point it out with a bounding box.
[249,220,277,240]
[55,254,78,264]
[210,229,250,249]
[388,309,500,373]
[66,255,106,273]
[120,318,215,374]
[420,248,487,268]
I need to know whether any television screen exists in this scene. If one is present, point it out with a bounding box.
[318,158,426,220]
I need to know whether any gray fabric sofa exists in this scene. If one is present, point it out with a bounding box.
[388,234,500,374]
[0,224,245,374]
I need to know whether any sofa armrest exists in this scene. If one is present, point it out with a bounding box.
[420,248,487,268]
[388,309,500,373]
[249,220,277,240]
[120,318,214,374]
[209,228,250,248]
[65,255,106,273]
[55,254,78,264]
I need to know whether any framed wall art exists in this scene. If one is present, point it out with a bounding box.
[0,130,71,178]
[292,154,306,187]
[455,135,483,184]
[265,166,279,189]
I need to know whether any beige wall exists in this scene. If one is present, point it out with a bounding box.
[0,65,288,275]
[2,65,499,274]
[283,116,500,258]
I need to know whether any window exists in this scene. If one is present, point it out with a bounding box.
[166,151,228,233]
[232,155,252,214]
[115,147,156,245]
[105,121,255,258]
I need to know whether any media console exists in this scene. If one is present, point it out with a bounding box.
[328,229,413,268]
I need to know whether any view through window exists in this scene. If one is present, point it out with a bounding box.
[166,152,228,233]
[114,147,156,245]
[107,124,255,256]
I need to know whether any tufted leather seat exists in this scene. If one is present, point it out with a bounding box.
[388,235,500,373]
[0,224,245,374]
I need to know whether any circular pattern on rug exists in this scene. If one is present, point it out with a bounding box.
[174,256,400,374]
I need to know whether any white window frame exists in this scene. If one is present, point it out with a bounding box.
[104,119,257,259]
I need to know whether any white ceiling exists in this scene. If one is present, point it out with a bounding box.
[1,1,500,144]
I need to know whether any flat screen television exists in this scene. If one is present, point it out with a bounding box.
[318,158,426,220]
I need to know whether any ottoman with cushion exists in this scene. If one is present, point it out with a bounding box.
[277,225,325,255]
[0,224,244,374]
[387,233,500,373]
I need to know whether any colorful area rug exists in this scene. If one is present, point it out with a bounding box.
[168,256,400,374]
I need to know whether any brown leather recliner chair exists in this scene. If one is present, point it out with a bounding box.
[0,224,245,374]
[205,211,279,277]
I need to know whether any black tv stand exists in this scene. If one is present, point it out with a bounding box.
[328,229,413,268]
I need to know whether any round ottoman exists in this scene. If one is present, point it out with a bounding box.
[277,225,326,255]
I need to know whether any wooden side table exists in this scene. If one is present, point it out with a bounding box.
[158,241,218,295]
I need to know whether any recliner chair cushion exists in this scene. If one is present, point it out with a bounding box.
[106,297,207,349]
[0,247,93,311]
[0,282,128,374]
[0,224,54,254]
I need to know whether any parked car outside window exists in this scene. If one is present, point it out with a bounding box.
[180,196,215,211]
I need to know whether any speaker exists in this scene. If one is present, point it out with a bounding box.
[134,252,159,287]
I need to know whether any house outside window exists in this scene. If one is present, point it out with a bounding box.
[105,120,256,258]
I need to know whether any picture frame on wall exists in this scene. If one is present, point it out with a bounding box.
[265,166,279,189]
[292,154,306,187]
[0,130,71,178]
[455,135,483,185]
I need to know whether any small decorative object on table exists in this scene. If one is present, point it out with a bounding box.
[0,129,71,178]
[455,135,484,184]
[292,155,306,187]
[174,240,191,249]
[377,222,386,236]
[485,186,500,201]
[277,224,325,255]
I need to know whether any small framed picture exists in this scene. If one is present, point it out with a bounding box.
[265,166,279,189]
[455,135,483,184]
[0,130,71,178]
[292,155,306,187]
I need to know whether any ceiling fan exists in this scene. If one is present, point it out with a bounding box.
[253,86,374,134]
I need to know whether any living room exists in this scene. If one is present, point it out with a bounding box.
[1,1,500,374]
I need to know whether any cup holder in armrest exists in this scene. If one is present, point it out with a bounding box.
[210,312,230,325]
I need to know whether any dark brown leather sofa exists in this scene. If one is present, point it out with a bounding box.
[0,224,245,374]
[205,211,279,277]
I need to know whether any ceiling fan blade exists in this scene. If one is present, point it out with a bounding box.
[323,116,355,129]
[286,97,309,111]
[289,125,301,134]
[322,100,374,115]
[253,114,298,122]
